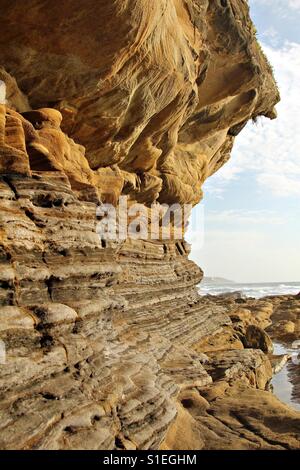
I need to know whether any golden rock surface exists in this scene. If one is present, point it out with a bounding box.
[0,0,279,206]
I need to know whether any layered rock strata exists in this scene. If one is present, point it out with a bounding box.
[0,0,279,207]
[1,176,299,450]
[1,0,298,451]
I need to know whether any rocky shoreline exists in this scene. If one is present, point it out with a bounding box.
[162,292,300,450]
[0,176,299,450]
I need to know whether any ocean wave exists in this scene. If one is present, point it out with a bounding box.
[198,283,300,299]
[278,284,298,288]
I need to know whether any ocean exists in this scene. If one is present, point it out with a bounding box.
[198,281,300,299]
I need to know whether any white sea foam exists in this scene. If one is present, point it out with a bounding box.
[198,282,300,298]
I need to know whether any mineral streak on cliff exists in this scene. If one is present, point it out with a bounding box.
[1,0,298,451]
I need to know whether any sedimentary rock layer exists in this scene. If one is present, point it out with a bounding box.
[0,172,222,448]
[0,175,299,450]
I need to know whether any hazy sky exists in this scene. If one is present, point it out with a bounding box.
[188,0,300,283]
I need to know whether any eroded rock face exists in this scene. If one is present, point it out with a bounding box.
[1,0,297,451]
[1,174,299,450]
[0,0,278,207]
[0,172,217,449]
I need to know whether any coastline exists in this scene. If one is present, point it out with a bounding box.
[199,280,300,299]
[163,291,300,449]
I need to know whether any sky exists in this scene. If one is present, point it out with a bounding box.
[188,0,300,283]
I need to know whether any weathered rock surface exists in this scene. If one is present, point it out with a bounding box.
[0,0,298,451]
[199,293,300,436]
[0,172,221,449]
[1,175,299,450]
[265,295,300,344]
[0,0,279,207]
[163,382,300,450]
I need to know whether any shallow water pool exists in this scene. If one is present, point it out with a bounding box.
[271,343,300,412]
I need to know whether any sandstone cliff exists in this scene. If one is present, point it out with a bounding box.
[0,0,279,207]
[1,0,298,450]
